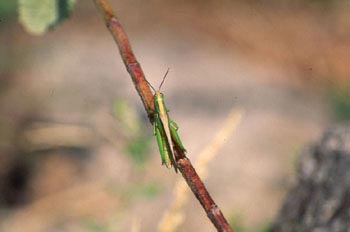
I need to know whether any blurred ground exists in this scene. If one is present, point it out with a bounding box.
[0,0,350,231]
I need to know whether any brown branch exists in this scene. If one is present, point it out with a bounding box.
[93,1,233,231]
[93,0,154,120]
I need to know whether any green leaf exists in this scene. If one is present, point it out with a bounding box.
[0,1,17,18]
[124,182,163,200]
[113,99,141,136]
[228,213,246,232]
[329,85,350,121]
[81,218,110,232]
[126,135,151,165]
[254,222,272,232]
[18,0,76,35]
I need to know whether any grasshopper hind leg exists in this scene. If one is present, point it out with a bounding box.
[169,119,186,152]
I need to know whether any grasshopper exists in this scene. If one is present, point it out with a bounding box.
[147,69,186,171]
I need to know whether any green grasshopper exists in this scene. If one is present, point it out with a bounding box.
[147,69,186,170]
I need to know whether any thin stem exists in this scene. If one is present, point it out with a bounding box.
[93,1,233,231]
[94,0,154,120]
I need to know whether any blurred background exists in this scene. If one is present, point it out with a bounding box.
[1,0,350,231]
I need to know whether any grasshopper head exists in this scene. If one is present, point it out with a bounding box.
[154,91,164,102]
[154,91,165,112]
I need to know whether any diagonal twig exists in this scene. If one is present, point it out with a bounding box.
[93,1,233,231]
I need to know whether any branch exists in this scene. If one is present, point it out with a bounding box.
[93,1,233,231]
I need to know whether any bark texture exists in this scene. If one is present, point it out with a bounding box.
[272,125,350,232]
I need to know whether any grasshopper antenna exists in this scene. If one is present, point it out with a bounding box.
[145,79,156,93]
[158,68,170,90]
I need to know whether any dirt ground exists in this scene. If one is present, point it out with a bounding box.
[1,1,349,231]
